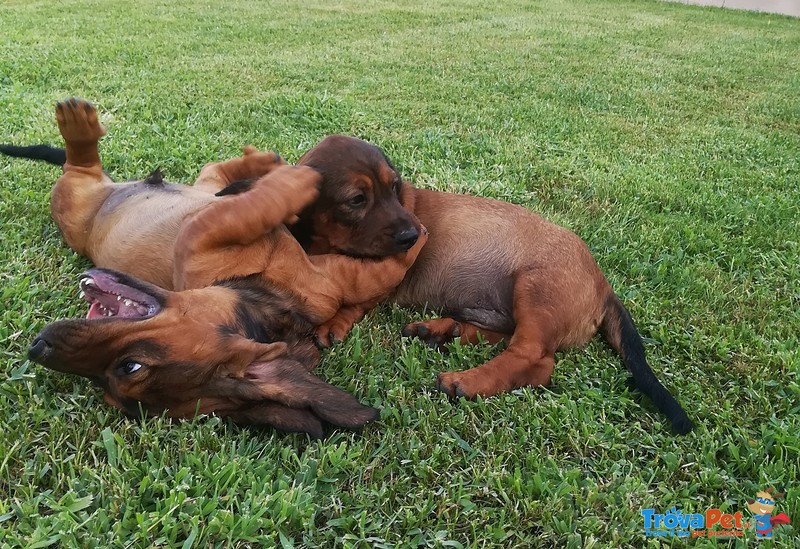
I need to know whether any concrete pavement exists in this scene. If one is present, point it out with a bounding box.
[665,0,800,17]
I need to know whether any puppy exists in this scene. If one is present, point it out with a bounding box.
[4,99,426,321]
[292,135,693,434]
[28,268,378,438]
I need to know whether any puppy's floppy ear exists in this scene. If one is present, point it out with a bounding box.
[244,359,379,430]
[224,341,289,378]
[225,401,326,439]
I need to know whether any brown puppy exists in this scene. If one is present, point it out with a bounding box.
[45,98,425,318]
[19,100,427,434]
[28,268,378,438]
[293,135,693,434]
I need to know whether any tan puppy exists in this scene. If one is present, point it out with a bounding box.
[48,99,424,316]
[292,135,693,434]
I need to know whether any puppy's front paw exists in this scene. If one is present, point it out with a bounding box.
[313,322,346,349]
[278,166,321,214]
[252,165,320,220]
[241,147,287,178]
[56,98,106,143]
[401,225,428,265]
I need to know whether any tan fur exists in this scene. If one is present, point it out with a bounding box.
[50,100,425,324]
[393,189,611,396]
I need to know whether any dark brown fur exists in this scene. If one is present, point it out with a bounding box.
[295,135,693,434]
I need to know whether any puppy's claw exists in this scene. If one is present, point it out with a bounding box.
[313,327,344,349]
[402,320,460,350]
[434,375,456,398]
[437,371,481,400]
[313,331,331,349]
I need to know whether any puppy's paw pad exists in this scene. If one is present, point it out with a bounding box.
[55,98,105,141]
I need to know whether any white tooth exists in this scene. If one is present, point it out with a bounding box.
[117,296,122,301]
[79,291,86,299]
[85,279,95,285]
[124,299,133,307]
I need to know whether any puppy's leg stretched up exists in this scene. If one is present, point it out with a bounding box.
[50,99,113,255]
[193,146,286,193]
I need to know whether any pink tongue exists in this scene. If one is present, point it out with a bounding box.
[87,302,104,319]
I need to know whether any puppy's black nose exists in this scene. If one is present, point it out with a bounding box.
[28,337,52,362]
[393,227,419,250]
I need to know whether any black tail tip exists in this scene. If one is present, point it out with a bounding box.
[672,416,694,435]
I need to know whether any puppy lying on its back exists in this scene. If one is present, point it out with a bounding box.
[291,135,693,434]
[4,99,424,319]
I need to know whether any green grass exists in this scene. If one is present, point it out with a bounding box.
[1,0,799,546]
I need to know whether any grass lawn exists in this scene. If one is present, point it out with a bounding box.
[1,0,798,546]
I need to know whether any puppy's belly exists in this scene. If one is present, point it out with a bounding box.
[88,184,213,289]
[394,254,516,333]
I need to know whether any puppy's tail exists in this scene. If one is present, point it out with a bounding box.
[599,292,694,435]
[0,144,66,165]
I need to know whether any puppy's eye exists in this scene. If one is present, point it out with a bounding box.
[119,361,144,375]
[348,194,367,207]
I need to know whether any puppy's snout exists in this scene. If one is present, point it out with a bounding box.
[28,337,53,362]
[393,226,419,250]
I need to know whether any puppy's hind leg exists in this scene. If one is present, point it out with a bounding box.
[435,279,557,398]
[51,99,113,255]
[193,146,287,194]
[402,317,508,349]
[436,326,555,399]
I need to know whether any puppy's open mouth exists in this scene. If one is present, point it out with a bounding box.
[79,270,161,320]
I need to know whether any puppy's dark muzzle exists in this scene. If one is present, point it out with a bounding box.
[28,336,53,363]
[393,227,419,251]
